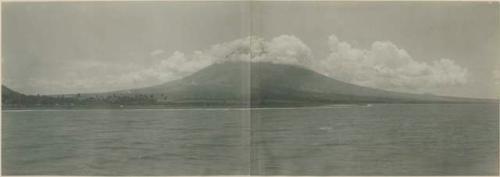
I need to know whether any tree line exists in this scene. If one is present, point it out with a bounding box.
[2,92,169,107]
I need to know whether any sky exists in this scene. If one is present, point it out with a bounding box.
[2,1,499,98]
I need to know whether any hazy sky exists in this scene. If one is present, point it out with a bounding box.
[2,2,499,98]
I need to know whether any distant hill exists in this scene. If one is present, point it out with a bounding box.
[2,62,496,108]
[2,85,27,105]
[2,85,25,97]
[2,86,82,108]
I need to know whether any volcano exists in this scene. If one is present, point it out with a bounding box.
[96,61,491,107]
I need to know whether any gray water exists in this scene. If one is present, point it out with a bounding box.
[2,104,499,175]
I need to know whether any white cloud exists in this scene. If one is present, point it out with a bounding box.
[264,35,313,65]
[312,34,468,93]
[188,35,312,65]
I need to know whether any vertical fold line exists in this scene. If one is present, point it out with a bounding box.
[248,0,255,175]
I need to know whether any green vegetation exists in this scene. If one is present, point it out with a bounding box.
[2,86,159,108]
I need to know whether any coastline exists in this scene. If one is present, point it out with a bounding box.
[2,101,498,111]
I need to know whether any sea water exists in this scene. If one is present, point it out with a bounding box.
[2,104,498,175]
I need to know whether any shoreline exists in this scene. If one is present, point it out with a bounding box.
[2,102,498,111]
[1,104,370,111]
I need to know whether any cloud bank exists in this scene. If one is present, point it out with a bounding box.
[314,35,468,93]
[16,34,468,94]
[128,34,467,93]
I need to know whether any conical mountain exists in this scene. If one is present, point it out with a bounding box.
[106,61,486,107]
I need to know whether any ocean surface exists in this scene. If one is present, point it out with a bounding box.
[2,104,498,175]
